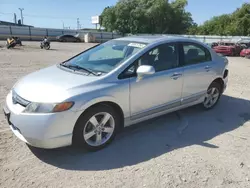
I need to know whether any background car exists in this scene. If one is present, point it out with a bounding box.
[56,34,81,42]
[237,39,250,50]
[240,47,250,57]
[212,41,241,56]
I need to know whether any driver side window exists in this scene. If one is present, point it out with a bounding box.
[119,43,178,79]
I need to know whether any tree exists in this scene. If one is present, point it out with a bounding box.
[100,6,116,32]
[195,3,250,36]
[169,0,194,34]
[100,0,193,34]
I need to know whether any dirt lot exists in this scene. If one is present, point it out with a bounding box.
[1,41,250,188]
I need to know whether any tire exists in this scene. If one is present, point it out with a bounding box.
[73,104,120,151]
[231,49,235,56]
[44,44,50,50]
[202,82,222,110]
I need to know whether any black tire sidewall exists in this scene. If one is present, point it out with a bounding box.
[73,105,120,151]
[203,82,222,110]
[45,45,50,50]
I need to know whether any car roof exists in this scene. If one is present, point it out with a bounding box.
[114,35,193,44]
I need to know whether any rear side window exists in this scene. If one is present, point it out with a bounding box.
[182,43,211,66]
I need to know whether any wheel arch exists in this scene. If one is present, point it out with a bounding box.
[85,101,125,124]
[211,77,224,93]
[73,99,125,136]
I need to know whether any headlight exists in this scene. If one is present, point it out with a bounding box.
[23,102,74,113]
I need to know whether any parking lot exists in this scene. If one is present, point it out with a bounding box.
[0,41,250,188]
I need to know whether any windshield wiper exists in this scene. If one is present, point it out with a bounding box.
[60,63,100,76]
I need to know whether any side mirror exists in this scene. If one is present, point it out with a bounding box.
[136,65,155,77]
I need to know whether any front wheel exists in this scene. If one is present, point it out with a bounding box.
[202,82,221,110]
[73,105,120,151]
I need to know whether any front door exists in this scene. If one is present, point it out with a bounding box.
[129,43,184,119]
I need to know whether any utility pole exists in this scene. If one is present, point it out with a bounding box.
[77,18,80,30]
[19,8,24,25]
[13,13,17,24]
[62,21,65,29]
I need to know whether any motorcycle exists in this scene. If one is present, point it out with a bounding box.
[40,41,50,50]
[13,37,22,46]
[6,37,17,49]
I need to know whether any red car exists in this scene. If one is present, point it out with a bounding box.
[240,47,250,57]
[212,42,241,56]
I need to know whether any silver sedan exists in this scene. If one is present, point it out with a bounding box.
[3,36,228,150]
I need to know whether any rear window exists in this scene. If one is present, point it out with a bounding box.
[182,43,212,65]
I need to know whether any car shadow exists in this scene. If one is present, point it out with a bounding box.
[29,95,250,171]
[47,49,58,51]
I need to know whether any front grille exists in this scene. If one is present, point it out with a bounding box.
[12,90,30,107]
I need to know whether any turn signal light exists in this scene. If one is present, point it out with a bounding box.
[53,102,74,112]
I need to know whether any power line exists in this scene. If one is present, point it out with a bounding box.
[0,12,13,15]
[0,11,91,21]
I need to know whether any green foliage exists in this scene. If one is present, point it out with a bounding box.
[192,3,250,36]
[100,0,194,34]
[101,1,250,36]
[100,6,116,32]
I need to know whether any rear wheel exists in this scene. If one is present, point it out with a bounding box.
[73,105,120,151]
[202,82,221,110]
[44,44,50,50]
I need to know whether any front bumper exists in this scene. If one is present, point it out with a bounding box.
[240,52,250,57]
[3,92,82,149]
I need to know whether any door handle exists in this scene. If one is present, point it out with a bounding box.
[205,66,211,72]
[171,73,182,80]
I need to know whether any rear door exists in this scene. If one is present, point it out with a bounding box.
[180,42,216,104]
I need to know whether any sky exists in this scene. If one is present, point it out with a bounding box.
[0,0,249,29]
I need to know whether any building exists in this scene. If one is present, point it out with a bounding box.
[0,20,33,27]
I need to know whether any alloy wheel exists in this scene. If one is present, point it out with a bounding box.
[203,87,220,108]
[83,112,115,147]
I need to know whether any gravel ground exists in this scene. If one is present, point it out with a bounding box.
[1,42,250,188]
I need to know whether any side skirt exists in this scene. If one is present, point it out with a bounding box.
[124,95,205,127]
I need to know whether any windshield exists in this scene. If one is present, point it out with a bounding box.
[62,40,147,74]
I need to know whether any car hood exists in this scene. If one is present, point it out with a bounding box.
[13,65,99,103]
